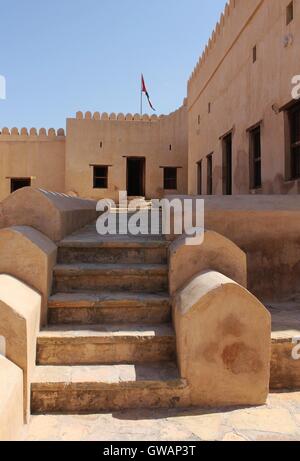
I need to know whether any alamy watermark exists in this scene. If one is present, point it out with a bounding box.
[0,75,6,100]
[291,75,300,100]
[292,337,300,361]
[96,192,204,246]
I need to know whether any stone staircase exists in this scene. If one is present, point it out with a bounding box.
[31,226,188,414]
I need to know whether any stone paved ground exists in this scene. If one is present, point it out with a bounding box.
[21,391,300,441]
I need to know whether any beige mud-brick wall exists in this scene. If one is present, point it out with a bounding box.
[65,104,188,201]
[0,128,65,202]
[188,0,300,195]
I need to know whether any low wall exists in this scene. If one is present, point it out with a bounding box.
[169,231,246,295]
[0,356,23,441]
[0,187,98,242]
[166,195,300,302]
[173,271,271,407]
[0,275,41,422]
[0,226,57,326]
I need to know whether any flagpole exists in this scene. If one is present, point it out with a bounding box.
[140,74,143,116]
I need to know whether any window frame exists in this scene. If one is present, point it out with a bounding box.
[93,165,109,189]
[206,154,213,195]
[163,167,178,191]
[197,160,202,195]
[249,125,262,189]
[286,1,294,25]
[289,103,300,180]
[10,177,31,193]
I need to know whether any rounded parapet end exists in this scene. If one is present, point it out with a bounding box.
[93,112,101,120]
[0,274,42,422]
[109,113,117,120]
[101,112,109,120]
[0,187,98,242]
[133,113,141,121]
[1,127,10,135]
[125,113,133,121]
[173,270,271,407]
[117,113,125,121]
[142,114,150,121]
[150,114,158,121]
[76,111,83,120]
[169,230,247,296]
[0,226,57,327]
[85,111,92,120]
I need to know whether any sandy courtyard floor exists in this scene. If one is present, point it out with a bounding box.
[21,391,300,442]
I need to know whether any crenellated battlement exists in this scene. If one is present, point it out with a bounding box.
[0,127,65,138]
[188,0,266,91]
[187,0,248,89]
[74,99,187,123]
[75,110,163,122]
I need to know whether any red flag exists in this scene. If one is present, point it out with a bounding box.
[141,74,156,111]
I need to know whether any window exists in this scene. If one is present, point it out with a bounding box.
[163,167,177,190]
[207,154,213,195]
[10,177,31,193]
[169,144,172,151]
[287,1,294,25]
[198,115,201,125]
[208,102,211,114]
[289,103,300,179]
[100,141,103,149]
[249,126,262,189]
[253,45,257,63]
[93,166,108,189]
[222,133,232,195]
[197,161,202,195]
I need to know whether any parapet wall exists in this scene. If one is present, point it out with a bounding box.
[188,0,262,97]
[0,127,65,139]
[0,127,66,202]
[74,101,187,123]
[66,101,188,200]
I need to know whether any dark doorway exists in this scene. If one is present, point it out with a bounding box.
[11,177,31,193]
[222,133,232,195]
[127,157,145,197]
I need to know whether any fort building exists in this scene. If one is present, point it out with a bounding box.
[0,0,299,201]
[0,0,300,441]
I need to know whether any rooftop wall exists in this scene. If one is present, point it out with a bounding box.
[65,103,188,200]
[0,128,66,202]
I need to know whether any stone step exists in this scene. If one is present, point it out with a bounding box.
[53,263,168,293]
[57,242,168,264]
[31,362,188,414]
[37,324,176,366]
[48,292,171,325]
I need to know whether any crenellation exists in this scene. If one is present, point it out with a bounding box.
[0,127,65,139]
[30,128,38,136]
[39,128,47,137]
[21,128,28,136]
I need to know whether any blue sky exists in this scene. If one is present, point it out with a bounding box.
[0,0,227,129]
